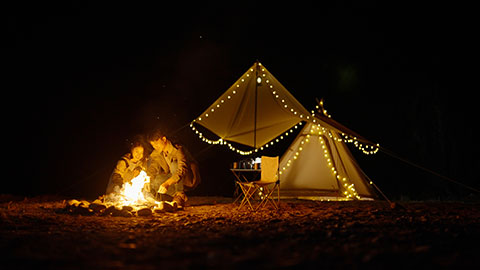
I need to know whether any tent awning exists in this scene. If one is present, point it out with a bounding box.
[193,62,310,149]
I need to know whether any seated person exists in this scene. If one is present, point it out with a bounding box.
[106,141,147,194]
[147,129,201,208]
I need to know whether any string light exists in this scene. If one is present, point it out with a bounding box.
[194,65,247,123]
[316,100,380,155]
[190,121,302,155]
[262,70,314,121]
[339,133,380,155]
[316,101,331,118]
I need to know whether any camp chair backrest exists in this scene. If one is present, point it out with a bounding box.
[261,156,279,183]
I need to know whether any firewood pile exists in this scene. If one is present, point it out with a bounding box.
[63,198,177,217]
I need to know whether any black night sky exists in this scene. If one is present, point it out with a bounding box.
[4,2,478,200]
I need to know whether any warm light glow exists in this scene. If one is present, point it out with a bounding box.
[121,171,150,205]
[104,170,159,210]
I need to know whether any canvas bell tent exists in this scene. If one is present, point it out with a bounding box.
[279,120,377,200]
[190,61,379,200]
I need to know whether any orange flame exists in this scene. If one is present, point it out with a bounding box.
[104,170,159,210]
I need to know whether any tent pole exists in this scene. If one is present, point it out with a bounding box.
[254,60,258,151]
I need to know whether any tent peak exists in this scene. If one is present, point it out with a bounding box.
[191,62,310,155]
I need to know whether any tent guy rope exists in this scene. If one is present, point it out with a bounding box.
[379,147,480,194]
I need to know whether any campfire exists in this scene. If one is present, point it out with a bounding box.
[104,170,157,209]
[65,171,177,217]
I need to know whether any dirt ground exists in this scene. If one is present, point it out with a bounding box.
[1,196,479,269]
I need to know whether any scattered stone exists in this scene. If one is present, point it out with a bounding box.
[107,206,133,217]
[89,203,107,213]
[119,209,134,217]
[137,208,153,216]
[70,204,93,216]
[103,206,118,216]
[122,206,134,212]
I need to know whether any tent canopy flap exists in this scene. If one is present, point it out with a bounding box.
[193,62,310,148]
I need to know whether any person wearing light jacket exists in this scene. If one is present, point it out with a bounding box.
[147,129,201,208]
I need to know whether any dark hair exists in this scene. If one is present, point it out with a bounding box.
[148,129,167,142]
[126,135,149,160]
[147,128,183,147]
[130,140,144,150]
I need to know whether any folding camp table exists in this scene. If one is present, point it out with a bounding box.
[230,168,261,203]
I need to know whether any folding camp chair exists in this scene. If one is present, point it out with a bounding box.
[237,156,280,211]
